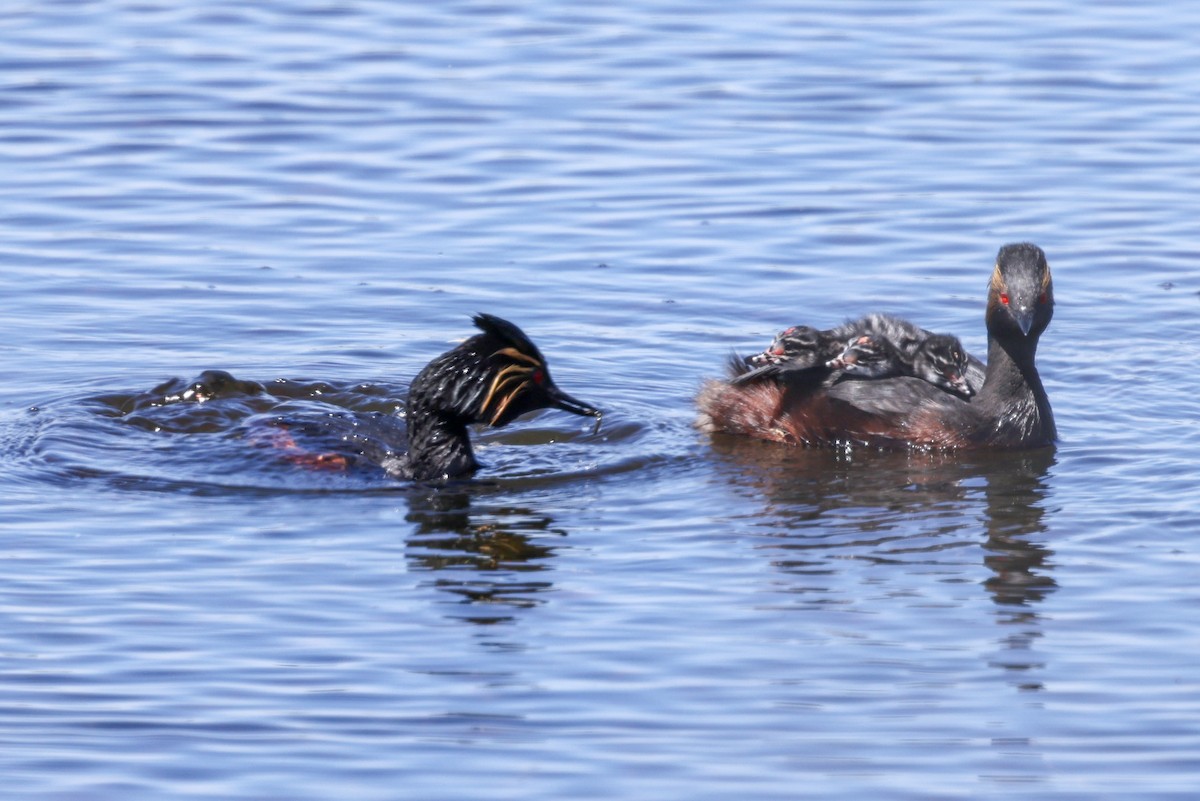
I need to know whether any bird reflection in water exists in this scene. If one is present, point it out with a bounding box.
[978,448,1057,692]
[405,491,564,626]
[706,438,1058,688]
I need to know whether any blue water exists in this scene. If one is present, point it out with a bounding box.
[3,2,1200,798]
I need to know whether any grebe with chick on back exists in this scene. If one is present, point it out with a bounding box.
[697,243,1056,450]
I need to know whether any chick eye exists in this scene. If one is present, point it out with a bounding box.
[999,292,1010,305]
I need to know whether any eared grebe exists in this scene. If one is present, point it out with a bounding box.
[697,243,1055,449]
[394,313,600,480]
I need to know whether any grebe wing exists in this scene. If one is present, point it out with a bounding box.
[826,375,973,417]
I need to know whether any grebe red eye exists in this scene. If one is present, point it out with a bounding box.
[532,368,545,385]
[999,293,1010,305]
[1038,291,1048,304]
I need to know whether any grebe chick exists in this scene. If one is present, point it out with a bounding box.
[830,332,974,399]
[735,316,979,397]
[733,326,840,386]
[747,325,832,367]
[827,333,901,374]
[909,333,974,399]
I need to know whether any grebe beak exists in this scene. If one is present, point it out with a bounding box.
[549,388,603,433]
[1015,305,1035,337]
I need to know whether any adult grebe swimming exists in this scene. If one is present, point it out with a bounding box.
[697,243,1055,449]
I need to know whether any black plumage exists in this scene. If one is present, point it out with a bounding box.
[395,313,601,480]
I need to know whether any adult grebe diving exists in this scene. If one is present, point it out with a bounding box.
[696,243,1056,450]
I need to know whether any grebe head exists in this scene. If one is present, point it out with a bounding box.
[409,313,601,429]
[987,243,1053,341]
[913,333,974,398]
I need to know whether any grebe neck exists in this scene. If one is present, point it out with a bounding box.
[975,333,1055,447]
[402,406,479,481]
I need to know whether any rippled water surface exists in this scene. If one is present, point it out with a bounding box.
[3,2,1200,798]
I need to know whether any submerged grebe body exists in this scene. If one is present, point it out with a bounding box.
[697,243,1055,450]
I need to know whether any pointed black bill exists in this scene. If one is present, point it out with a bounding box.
[1015,305,1035,336]
[550,387,603,433]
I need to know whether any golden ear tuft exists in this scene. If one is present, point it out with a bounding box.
[492,347,541,367]
[481,363,533,425]
[989,263,1005,293]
